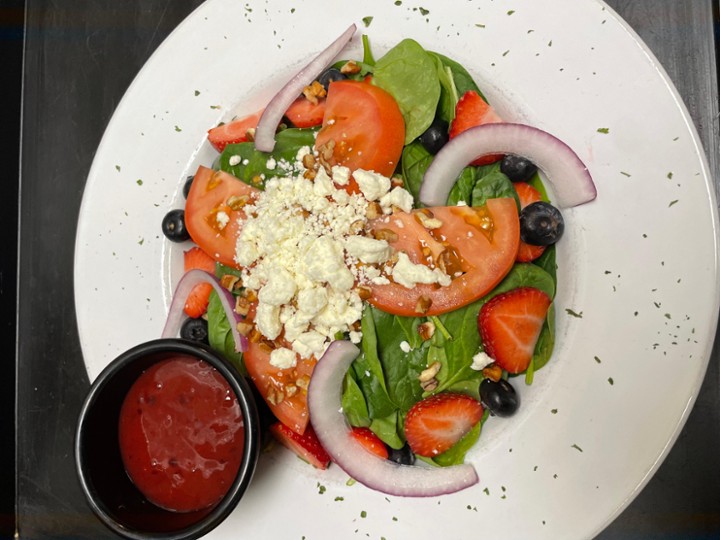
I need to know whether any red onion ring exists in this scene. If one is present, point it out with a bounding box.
[420,123,596,208]
[162,269,247,352]
[254,24,357,152]
[308,340,479,497]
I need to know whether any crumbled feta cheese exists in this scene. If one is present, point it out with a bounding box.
[345,235,392,264]
[457,200,468,206]
[291,330,327,358]
[303,236,355,291]
[390,252,452,288]
[400,341,411,353]
[297,286,328,316]
[256,303,281,340]
[331,165,351,186]
[215,211,230,229]
[354,169,391,201]
[380,186,414,214]
[258,268,297,306]
[270,347,297,369]
[228,155,241,166]
[349,331,362,344]
[266,157,277,170]
[470,351,494,371]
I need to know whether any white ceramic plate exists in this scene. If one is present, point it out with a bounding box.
[74,0,719,538]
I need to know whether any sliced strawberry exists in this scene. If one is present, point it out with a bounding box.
[270,422,331,469]
[513,182,546,262]
[478,287,552,374]
[350,427,389,459]
[404,393,484,458]
[207,108,264,152]
[449,90,503,166]
[284,96,326,128]
[183,247,216,318]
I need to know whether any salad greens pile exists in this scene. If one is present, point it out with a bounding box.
[205,37,557,466]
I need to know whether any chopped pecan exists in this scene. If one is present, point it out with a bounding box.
[302,153,316,170]
[245,128,256,142]
[419,361,441,383]
[420,379,439,392]
[415,295,433,314]
[417,321,436,341]
[482,364,503,382]
[340,60,361,74]
[296,375,311,391]
[236,321,253,336]
[220,274,240,291]
[391,175,404,189]
[235,296,250,316]
[373,228,399,242]
[303,168,317,180]
[227,194,249,210]
[284,384,298,398]
[365,201,382,220]
[416,211,443,230]
[302,80,327,104]
[356,285,372,301]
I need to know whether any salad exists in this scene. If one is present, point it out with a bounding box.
[160,24,595,497]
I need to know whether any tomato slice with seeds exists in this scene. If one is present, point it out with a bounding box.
[367,197,520,316]
[243,338,316,436]
[314,80,405,178]
[184,166,259,268]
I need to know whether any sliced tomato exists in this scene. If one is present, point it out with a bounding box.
[368,198,520,316]
[284,96,326,128]
[314,80,405,178]
[184,166,259,268]
[244,338,316,435]
[207,108,264,152]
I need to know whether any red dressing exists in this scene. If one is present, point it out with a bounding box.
[118,356,245,512]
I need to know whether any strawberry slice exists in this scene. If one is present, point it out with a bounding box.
[270,422,331,469]
[478,287,552,374]
[207,108,264,152]
[404,393,484,458]
[513,182,546,262]
[183,247,216,318]
[350,427,389,459]
[449,90,503,166]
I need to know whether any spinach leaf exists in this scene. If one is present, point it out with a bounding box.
[493,263,555,300]
[432,302,484,393]
[470,167,519,208]
[432,421,482,467]
[206,291,246,376]
[373,39,441,144]
[370,412,404,449]
[431,52,484,100]
[446,167,477,206]
[370,307,428,412]
[218,128,317,188]
[342,371,370,427]
[533,244,557,287]
[349,309,397,419]
[432,55,459,124]
[532,303,555,371]
[401,141,433,205]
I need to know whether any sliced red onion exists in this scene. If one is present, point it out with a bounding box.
[162,269,247,352]
[420,123,596,208]
[308,340,479,497]
[254,24,356,152]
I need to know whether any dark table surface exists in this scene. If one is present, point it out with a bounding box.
[10,1,720,538]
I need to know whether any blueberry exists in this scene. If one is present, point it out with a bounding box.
[500,154,538,182]
[180,317,209,344]
[388,443,415,465]
[480,378,519,417]
[161,209,190,242]
[519,201,564,246]
[182,175,195,199]
[418,118,449,155]
[317,68,347,91]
